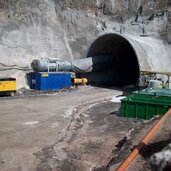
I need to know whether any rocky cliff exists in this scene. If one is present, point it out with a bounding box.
[0,0,170,88]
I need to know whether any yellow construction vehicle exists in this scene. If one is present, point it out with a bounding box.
[0,77,16,96]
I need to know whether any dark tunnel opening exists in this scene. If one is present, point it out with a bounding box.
[82,33,140,87]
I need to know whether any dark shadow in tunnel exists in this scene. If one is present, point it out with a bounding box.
[82,33,140,87]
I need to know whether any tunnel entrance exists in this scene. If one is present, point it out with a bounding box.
[83,33,140,87]
[31,33,140,88]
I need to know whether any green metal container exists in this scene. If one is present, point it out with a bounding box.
[120,94,171,119]
[133,88,171,97]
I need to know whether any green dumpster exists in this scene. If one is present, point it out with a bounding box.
[133,88,171,97]
[120,93,171,119]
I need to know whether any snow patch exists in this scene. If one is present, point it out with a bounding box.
[23,121,39,125]
[64,106,76,118]
[110,96,126,103]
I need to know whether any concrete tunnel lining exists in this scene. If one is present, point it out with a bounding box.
[83,33,140,86]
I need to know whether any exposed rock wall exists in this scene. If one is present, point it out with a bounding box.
[0,0,170,88]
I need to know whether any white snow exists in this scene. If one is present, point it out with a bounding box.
[110,96,126,103]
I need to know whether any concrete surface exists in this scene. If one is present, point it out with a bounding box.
[0,86,122,171]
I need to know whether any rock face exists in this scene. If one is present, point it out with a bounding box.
[150,143,171,171]
[0,0,170,88]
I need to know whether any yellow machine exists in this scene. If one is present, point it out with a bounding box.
[0,77,16,96]
[72,78,88,85]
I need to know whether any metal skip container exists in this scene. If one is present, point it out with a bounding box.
[30,72,71,90]
[120,93,171,119]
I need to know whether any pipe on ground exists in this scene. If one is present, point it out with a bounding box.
[114,108,171,171]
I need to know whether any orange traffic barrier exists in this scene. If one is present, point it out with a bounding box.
[115,108,171,171]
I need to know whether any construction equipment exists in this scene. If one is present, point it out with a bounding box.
[30,56,112,90]
[0,77,16,96]
[31,56,113,73]
[30,72,72,90]
[72,78,88,85]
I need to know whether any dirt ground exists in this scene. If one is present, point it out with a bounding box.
[38,101,146,171]
[126,114,171,171]
[107,111,171,171]
[0,86,170,171]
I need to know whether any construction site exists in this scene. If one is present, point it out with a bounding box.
[1,0,171,171]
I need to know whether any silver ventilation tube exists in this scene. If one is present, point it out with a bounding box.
[31,55,113,73]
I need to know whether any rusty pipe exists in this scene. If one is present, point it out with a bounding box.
[114,108,171,171]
